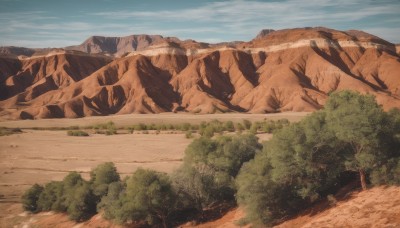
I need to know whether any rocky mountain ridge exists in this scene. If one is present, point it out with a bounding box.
[0,27,399,119]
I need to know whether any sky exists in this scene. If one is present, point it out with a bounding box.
[1,0,399,48]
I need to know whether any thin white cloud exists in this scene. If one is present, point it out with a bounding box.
[88,0,400,42]
[1,0,399,47]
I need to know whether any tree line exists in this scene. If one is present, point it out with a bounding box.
[22,91,400,227]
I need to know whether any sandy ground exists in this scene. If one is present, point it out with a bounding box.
[0,129,193,227]
[191,186,400,228]
[0,130,192,203]
[276,186,400,228]
[0,112,310,128]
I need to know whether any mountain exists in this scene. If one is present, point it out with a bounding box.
[65,34,168,57]
[0,27,399,120]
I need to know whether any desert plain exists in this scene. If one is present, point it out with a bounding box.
[0,112,307,227]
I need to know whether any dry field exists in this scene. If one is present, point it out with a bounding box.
[0,113,303,227]
[0,112,309,128]
[0,130,193,227]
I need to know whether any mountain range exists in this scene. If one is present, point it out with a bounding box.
[0,27,399,120]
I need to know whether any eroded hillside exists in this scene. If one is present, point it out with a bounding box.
[1,27,399,119]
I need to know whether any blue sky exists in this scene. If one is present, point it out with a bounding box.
[1,0,399,48]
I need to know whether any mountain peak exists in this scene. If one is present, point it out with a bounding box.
[255,29,275,39]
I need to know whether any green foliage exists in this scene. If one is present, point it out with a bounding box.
[23,171,97,222]
[236,91,400,226]
[370,157,400,185]
[115,169,177,227]
[224,121,235,132]
[66,182,96,222]
[185,130,193,139]
[0,127,23,136]
[90,162,120,200]
[325,91,399,189]
[37,181,65,212]
[97,181,125,220]
[91,121,117,135]
[235,123,245,132]
[21,184,43,212]
[174,134,261,211]
[243,119,252,130]
[236,157,304,225]
[67,130,89,136]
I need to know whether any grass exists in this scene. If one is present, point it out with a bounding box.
[0,127,23,136]
[67,130,89,137]
[9,119,291,137]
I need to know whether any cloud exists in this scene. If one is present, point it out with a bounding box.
[1,0,399,47]
[92,0,399,25]
[89,0,400,42]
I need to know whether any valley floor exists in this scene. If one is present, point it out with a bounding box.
[0,112,305,227]
[0,112,310,128]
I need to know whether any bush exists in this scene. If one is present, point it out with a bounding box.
[224,121,235,132]
[90,162,120,200]
[97,181,125,220]
[109,169,177,227]
[185,131,193,139]
[235,123,244,132]
[173,134,261,211]
[243,119,252,130]
[22,184,43,212]
[0,127,23,136]
[67,130,89,136]
[66,182,96,222]
[37,181,65,212]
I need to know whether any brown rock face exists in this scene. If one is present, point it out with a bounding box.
[0,54,112,101]
[0,27,399,119]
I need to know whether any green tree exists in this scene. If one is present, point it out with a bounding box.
[325,91,397,190]
[67,182,96,222]
[37,181,65,212]
[236,154,304,225]
[174,134,261,211]
[90,162,120,201]
[118,169,177,227]
[21,184,43,212]
[236,91,400,226]
[97,181,125,220]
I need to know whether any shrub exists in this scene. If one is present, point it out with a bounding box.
[67,130,89,136]
[243,119,252,130]
[97,181,125,220]
[0,127,23,136]
[185,131,193,139]
[109,169,177,227]
[224,121,235,132]
[173,134,261,211]
[37,181,65,212]
[90,162,120,200]
[66,182,96,222]
[235,123,244,132]
[21,184,43,212]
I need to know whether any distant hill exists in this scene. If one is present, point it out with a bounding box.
[0,27,399,119]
